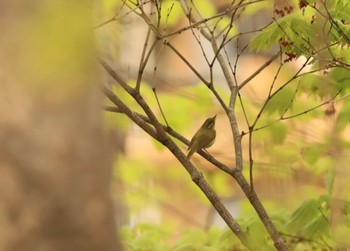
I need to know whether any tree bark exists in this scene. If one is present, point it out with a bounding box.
[0,1,120,251]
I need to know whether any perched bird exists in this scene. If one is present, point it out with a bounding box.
[187,115,217,159]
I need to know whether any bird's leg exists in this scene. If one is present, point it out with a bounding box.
[203,149,212,156]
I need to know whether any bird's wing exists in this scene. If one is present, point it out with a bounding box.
[195,133,214,148]
[188,134,196,150]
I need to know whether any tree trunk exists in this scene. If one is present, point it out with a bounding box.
[0,1,120,251]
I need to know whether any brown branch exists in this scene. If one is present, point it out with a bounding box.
[102,87,158,138]
[163,0,264,39]
[103,100,286,251]
[103,105,233,175]
[177,1,288,250]
[135,27,155,90]
[98,60,256,248]
[152,87,169,127]
[164,40,229,113]
[97,56,166,139]
[179,0,244,173]
[228,169,287,251]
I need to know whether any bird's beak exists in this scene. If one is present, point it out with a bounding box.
[213,114,217,120]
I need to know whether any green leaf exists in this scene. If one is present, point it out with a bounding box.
[120,226,133,242]
[216,16,238,38]
[313,155,333,174]
[329,67,350,91]
[103,0,119,10]
[159,0,183,27]
[157,84,216,132]
[325,166,336,194]
[299,74,330,97]
[208,172,233,197]
[251,13,314,53]
[133,235,158,250]
[174,244,196,251]
[136,223,170,240]
[173,229,206,250]
[269,122,287,144]
[287,198,329,238]
[250,21,281,52]
[288,199,320,232]
[264,85,295,115]
[302,144,322,165]
[244,0,273,16]
[121,224,171,251]
[190,0,216,18]
[218,228,242,250]
[206,227,221,246]
[335,99,350,131]
[239,217,274,250]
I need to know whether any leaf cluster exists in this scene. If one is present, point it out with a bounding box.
[120,225,243,251]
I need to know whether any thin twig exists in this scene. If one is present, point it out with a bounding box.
[93,0,150,29]
[280,78,302,118]
[164,41,229,113]
[251,89,342,132]
[135,28,158,90]
[163,0,264,39]
[152,87,169,127]
[136,1,158,90]
[281,89,342,120]
[251,56,310,131]
[239,52,280,90]
[248,128,254,190]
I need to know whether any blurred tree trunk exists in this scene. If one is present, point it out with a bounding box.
[0,1,120,251]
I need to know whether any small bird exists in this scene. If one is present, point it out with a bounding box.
[187,115,217,159]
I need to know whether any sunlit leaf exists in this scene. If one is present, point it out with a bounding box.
[238,216,273,250]
[191,0,216,18]
[173,229,206,249]
[120,226,133,242]
[132,235,159,250]
[219,228,242,250]
[325,166,335,194]
[244,0,273,16]
[103,0,119,10]
[302,144,322,165]
[216,16,238,38]
[264,85,295,115]
[208,172,233,197]
[159,0,183,27]
[136,223,170,240]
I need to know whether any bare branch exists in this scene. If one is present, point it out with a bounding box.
[152,87,169,127]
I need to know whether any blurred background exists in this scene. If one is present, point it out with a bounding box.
[1,0,349,250]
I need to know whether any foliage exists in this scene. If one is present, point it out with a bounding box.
[120,200,350,251]
[120,225,247,251]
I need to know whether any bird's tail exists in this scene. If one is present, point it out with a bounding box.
[187,147,196,159]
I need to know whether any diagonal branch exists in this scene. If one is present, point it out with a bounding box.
[103,105,233,174]
[99,60,256,248]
